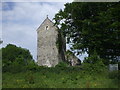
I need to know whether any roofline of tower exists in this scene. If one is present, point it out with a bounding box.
[36,17,58,32]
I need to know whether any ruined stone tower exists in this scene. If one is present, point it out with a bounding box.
[37,16,66,67]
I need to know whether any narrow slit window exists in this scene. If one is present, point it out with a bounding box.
[46,26,49,30]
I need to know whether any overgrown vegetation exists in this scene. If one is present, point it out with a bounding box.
[2,44,36,73]
[2,65,119,88]
[56,29,63,53]
[56,29,66,61]
[2,44,119,88]
[82,51,106,74]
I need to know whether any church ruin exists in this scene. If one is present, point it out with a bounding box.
[37,16,81,67]
[37,16,66,67]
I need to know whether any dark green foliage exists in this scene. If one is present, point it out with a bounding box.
[55,62,68,67]
[25,60,39,71]
[2,44,36,73]
[54,2,120,64]
[83,51,106,73]
[109,70,120,86]
[56,29,66,61]
[2,57,26,73]
[56,30,62,53]
[109,70,119,79]
[2,44,32,62]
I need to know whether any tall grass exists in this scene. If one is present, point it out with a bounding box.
[2,67,119,88]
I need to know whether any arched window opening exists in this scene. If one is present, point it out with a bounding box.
[46,26,49,30]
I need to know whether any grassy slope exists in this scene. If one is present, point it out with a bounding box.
[2,67,118,88]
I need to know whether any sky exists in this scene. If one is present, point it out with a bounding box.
[1,1,88,62]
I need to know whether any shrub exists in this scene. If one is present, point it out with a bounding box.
[2,44,34,73]
[55,62,68,71]
[108,70,120,85]
[25,60,38,71]
[55,62,68,68]
[2,44,32,63]
[109,70,118,79]
[7,60,26,73]
[3,58,38,73]
[82,51,106,73]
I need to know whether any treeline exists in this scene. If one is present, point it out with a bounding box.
[1,44,107,74]
[1,44,105,73]
[1,44,83,73]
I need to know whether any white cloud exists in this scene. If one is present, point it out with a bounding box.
[2,2,65,23]
[2,2,87,62]
[2,2,65,61]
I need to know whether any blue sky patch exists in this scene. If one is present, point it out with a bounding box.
[2,2,15,11]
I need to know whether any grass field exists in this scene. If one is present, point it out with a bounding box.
[2,67,119,88]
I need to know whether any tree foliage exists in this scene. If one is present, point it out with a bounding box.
[2,44,35,72]
[54,2,120,64]
[2,44,32,62]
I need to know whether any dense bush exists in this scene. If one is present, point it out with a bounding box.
[109,70,119,79]
[55,62,68,68]
[82,51,107,74]
[55,61,68,70]
[3,59,39,73]
[25,60,38,71]
[3,60,26,73]
[2,44,36,73]
[2,44,32,62]
[109,70,120,86]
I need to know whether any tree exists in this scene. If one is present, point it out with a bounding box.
[53,2,120,65]
[2,44,33,66]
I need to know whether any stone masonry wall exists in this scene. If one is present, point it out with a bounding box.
[37,18,60,67]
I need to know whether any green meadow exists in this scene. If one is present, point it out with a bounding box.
[2,67,119,88]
